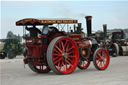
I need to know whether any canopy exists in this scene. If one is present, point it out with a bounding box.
[16,18,78,26]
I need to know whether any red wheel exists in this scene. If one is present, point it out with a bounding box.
[47,36,79,74]
[28,64,51,73]
[78,59,90,70]
[93,48,110,70]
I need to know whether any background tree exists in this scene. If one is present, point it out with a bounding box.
[6,31,22,42]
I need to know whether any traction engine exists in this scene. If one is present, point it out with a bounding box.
[16,16,110,74]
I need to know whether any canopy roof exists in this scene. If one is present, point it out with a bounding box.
[16,18,78,25]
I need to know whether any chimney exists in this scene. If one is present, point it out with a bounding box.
[77,23,82,33]
[103,24,107,40]
[85,16,92,36]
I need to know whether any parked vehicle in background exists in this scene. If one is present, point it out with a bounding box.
[0,41,6,59]
[99,25,128,57]
[0,39,23,59]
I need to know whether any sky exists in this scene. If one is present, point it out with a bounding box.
[1,0,128,38]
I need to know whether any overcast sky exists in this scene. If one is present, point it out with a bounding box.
[1,0,128,38]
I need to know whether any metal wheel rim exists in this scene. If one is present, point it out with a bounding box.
[94,48,110,70]
[47,37,79,74]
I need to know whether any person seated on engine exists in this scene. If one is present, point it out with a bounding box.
[42,24,53,44]
[25,25,42,38]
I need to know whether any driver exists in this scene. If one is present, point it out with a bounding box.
[25,25,42,38]
[42,24,53,44]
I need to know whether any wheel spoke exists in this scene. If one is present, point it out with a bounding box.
[53,53,62,57]
[65,59,68,70]
[68,55,74,58]
[55,45,63,53]
[81,61,84,66]
[96,55,101,60]
[58,41,62,50]
[68,51,74,55]
[96,60,100,65]
[62,63,66,72]
[58,60,63,70]
[83,61,86,66]
[61,41,65,52]
[66,43,70,51]
[96,60,99,64]
[54,58,62,65]
[67,57,73,64]
[67,46,74,52]
[97,52,102,58]
[100,51,103,56]
[99,62,102,67]
[102,61,105,67]
[53,47,61,54]
[103,61,106,65]
[101,52,106,58]
[98,61,100,66]
[53,56,59,61]
[65,59,73,67]
[64,40,69,48]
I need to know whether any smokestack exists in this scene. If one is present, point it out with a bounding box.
[85,16,92,36]
[121,30,124,39]
[77,23,82,33]
[103,24,107,40]
[78,23,82,29]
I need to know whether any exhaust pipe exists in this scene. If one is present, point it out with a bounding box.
[85,16,92,36]
[121,30,124,39]
[103,24,107,40]
[77,23,82,33]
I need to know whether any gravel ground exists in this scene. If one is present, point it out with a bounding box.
[0,56,128,85]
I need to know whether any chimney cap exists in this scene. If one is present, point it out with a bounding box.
[103,24,107,26]
[85,16,92,18]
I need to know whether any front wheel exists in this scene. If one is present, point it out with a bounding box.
[78,47,91,70]
[77,59,90,70]
[93,48,110,70]
[47,36,79,74]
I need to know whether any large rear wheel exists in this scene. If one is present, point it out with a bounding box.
[28,64,51,73]
[47,36,79,74]
[93,48,110,70]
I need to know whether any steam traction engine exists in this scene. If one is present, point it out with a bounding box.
[100,24,128,57]
[16,16,110,74]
